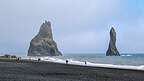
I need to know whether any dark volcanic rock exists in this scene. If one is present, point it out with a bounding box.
[27,21,62,56]
[106,27,120,56]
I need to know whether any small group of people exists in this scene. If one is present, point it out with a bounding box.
[36,58,88,65]
[65,60,87,65]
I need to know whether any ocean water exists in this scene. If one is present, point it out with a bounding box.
[57,54,144,66]
[26,54,144,70]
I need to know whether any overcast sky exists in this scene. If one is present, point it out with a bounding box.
[0,0,143,55]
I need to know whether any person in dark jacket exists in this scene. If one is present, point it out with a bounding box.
[66,60,68,64]
[85,61,87,65]
[38,58,41,61]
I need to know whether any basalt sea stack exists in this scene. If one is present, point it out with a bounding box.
[106,27,120,56]
[28,21,62,56]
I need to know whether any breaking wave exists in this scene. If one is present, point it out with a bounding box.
[121,54,132,57]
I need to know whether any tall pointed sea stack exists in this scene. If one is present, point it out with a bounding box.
[106,27,120,56]
[27,21,62,56]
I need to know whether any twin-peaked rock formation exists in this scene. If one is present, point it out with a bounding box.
[27,21,62,56]
[27,20,120,56]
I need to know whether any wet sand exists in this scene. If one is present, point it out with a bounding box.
[0,60,144,81]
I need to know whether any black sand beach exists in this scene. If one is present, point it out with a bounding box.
[0,60,144,81]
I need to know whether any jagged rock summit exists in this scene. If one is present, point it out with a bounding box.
[27,21,62,56]
[106,27,120,56]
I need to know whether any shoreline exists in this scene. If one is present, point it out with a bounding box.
[0,58,144,71]
[0,60,144,81]
[26,57,144,71]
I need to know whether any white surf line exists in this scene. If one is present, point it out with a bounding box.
[87,62,144,71]
[25,56,144,71]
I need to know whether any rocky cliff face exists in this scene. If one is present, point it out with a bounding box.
[27,21,62,56]
[106,27,120,56]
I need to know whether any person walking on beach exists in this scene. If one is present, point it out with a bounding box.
[66,60,68,64]
[85,61,87,65]
[16,57,21,64]
[38,58,41,61]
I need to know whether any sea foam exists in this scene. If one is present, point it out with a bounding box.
[121,54,132,57]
